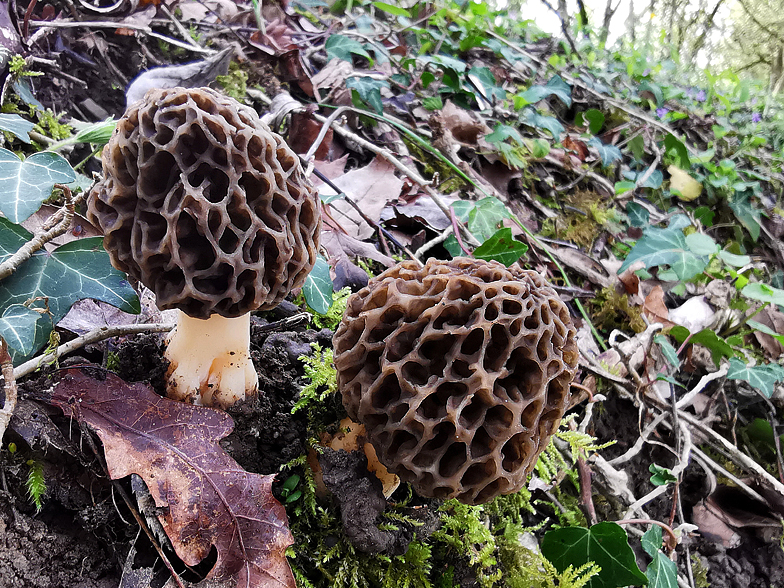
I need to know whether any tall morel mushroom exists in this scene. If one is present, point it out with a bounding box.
[333,257,578,504]
[88,87,321,408]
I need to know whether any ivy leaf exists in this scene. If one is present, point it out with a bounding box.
[664,134,689,168]
[0,113,35,143]
[371,1,410,16]
[639,81,663,106]
[0,220,139,361]
[623,168,663,189]
[727,357,784,398]
[747,320,784,346]
[654,334,679,367]
[544,75,572,107]
[719,250,750,267]
[0,149,76,223]
[642,526,678,588]
[626,202,650,227]
[520,108,564,138]
[728,193,761,241]
[542,522,648,588]
[589,137,622,167]
[648,464,677,486]
[472,228,528,266]
[325,34,372,63]
[303,255,333,315]
[0,304,40,354]
[741,283,784,306]
[467,66,505,102]
[576,109,605,134]
[615,181,636,194]
[628,134,645,161]
[468,197,510,242]
[669,326,734,367]
[684,232,718,256]
[619,218,707,281]
[346,76,389,114]
[530,138,550,158]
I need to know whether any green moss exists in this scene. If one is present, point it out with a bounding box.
[312,287,351,330]
[294,343,339,425]
[26,458,46,512]
[690,553,709,588]
[589,286,646,334]
[401,134,468,194]
[217,61,248,101]
[35,109,72,141]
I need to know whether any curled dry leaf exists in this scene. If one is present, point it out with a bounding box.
[49,368,295,588]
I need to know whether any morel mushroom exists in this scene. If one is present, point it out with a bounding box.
[333,257,578,504]
[87,87,321,408]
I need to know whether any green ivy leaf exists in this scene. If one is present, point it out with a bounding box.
[520,108,564,138]
[576,109,605,134]
[639,81,663,106]
[626,202,650,227]
[664,133,690,168]
[0,220,140,361]
[615,181,636,194]
[648,464,677,486]
[727,357,784,398]
[628,135,645,161]
[669,326,734,367]
[684,232,718,256]
[371,1,410,16]
[542,522,648,588]
[718,250,751,267]
[0,114,35,144]
[0,304,40,354]
[589,137,622,167]
[346,76,389,114]
[747,320,784,346]
[654,334,679,367]
[467,66,505,102]
[642,526,678,588]
[472,228,528,266]
[468,197,510,242]
[514,75,571,108]
[741,283,784,306]
[325,34,372,64]
[0,149,76,223]
[619,217,707,281]
[728,193,761,241]
[422,96,443,110]
[302,255,333,315]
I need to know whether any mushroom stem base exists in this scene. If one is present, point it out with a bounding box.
[164,311,258,408]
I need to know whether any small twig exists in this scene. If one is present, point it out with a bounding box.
[13,323,174,381]
[302,106,348,164]
[28,20,214,54]
[0,340,18,449]
[449,206,472,256]
[0,187,75,281]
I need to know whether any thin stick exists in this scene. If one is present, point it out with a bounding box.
[28,20,214,54]
[0,188,74,281]
[13,323,174,381]
[0,340,18,449]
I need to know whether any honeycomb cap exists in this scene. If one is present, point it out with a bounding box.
[333,257,578,504]
[87,87,321,319]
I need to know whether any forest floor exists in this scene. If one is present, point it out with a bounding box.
[1,2,784,588]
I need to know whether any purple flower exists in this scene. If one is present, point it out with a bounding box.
[695,90,706,102]
[752,112,762,123]
[656,107,669,119]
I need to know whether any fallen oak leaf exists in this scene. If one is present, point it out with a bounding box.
[49,367,294,588]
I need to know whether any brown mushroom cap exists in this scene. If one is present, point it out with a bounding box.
[87,87,321,319]
[333,257,578,504]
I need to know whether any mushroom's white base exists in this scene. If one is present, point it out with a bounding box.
[164,311,259,408]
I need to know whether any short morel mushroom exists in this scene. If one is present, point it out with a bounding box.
[333,257,578,504]
[87,87,321,408]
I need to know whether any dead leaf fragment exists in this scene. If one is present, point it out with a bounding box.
[50,368,295,588]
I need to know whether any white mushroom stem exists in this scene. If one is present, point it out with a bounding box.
[164,311,258,408]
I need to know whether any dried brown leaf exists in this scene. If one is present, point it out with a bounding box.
[50,368,294,588]
[324,157,404,239]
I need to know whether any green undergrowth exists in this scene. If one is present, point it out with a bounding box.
[284,351,609,587]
